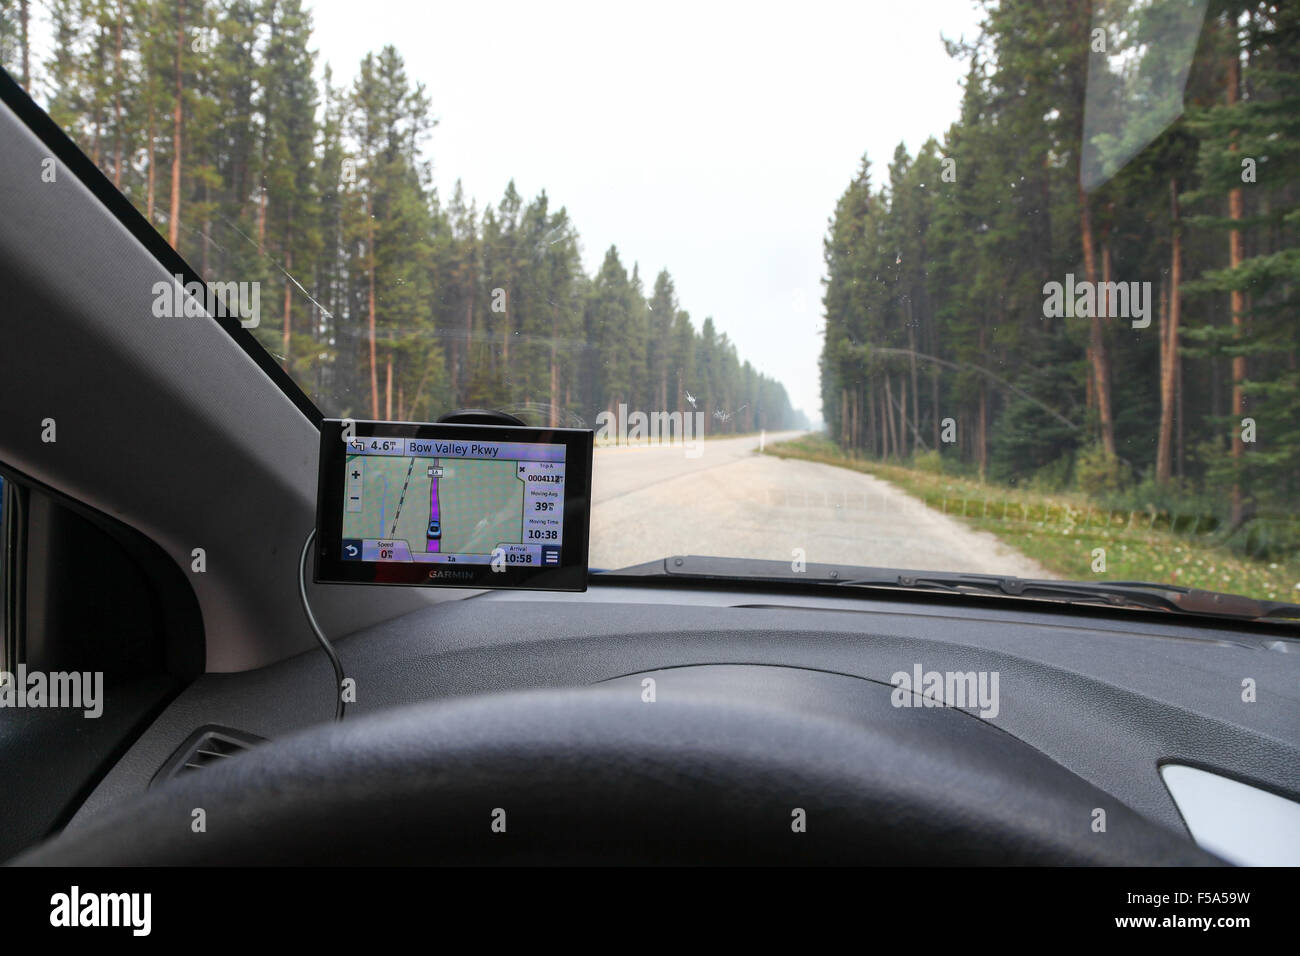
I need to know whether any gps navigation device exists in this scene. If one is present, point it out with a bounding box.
[315,419,593,591]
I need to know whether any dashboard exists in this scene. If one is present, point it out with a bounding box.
[62,581,1300,864]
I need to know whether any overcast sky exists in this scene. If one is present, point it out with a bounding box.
[308,0,983,422]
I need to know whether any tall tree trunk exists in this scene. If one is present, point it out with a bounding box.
[368,197,379,418]
[899,375,909,458]
[146,99,156,223]
[257,188,266,254]
[385,356,393,421]
[873,383,882,457]
[881,382,890,458]
[866,376,877,456]
[92,19,106,166]
[282,240,293,371]
[1080,186,1115,456]
[258,10,275,257]
[857,386,865,450]
[1176,343,1185,479]
[19,0,29,87]
[872,384,881,457]
[978,384,988,478]
[977,324,989,477]
[501,287,510,366]
[849,387,858,453]
[931,365,939,449]
[845,386,852,450]
[448,295,459,399]
[860,387,867,451]
[1156,178,1182,484]
[908,307,919,454]
[168,1,184,250]
[884,377,898,459]
[549,303,560,427]
[112,3,123,187]
[1227,43,1247,524]
[201,180,210,277]
[462,285,475,406]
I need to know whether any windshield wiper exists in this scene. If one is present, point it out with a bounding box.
[603,555,1300,624]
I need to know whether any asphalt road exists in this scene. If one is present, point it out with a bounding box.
[589,431,1054,577]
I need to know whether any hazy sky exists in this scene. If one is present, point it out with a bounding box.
[309,0,983,422]
[20,0,983,420]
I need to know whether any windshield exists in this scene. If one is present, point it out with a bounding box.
[4,0,1298,604]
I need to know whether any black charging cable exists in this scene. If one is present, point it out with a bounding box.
[299,528,346,721]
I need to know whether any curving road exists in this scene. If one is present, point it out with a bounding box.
[589,431,1053,577]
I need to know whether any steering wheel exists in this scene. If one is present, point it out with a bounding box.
[14,676,1220,865]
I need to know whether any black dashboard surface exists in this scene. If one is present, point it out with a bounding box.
[67,583,1300,840]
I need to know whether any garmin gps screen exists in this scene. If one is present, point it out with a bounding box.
[315,420,592,590]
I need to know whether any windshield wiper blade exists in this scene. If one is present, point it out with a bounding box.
[602,555,1300,623]
[843,574,1300,622]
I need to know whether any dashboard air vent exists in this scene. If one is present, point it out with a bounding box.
[151,726,265,787]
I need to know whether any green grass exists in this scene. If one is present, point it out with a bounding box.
[763,434,1300,602]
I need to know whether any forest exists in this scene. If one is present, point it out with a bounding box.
[819,0,1298,533]
[0,0,806,433]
